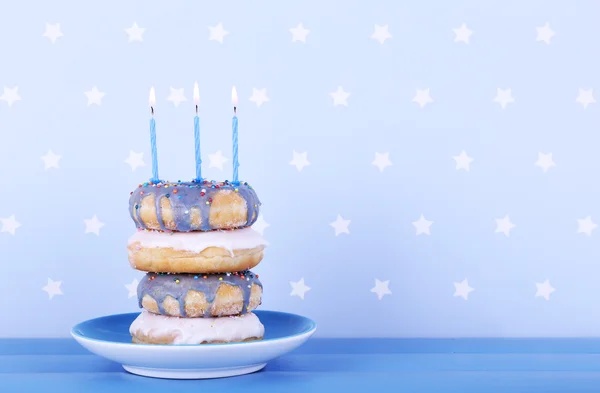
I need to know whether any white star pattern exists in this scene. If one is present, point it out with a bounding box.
[413,89,433,108]
[41,149,61,170]
[330,86,350,107]
[3,5,600,339]
[290,151,310,172]
[453,151,473,171]
[208,22,229,43]
[290,278,310,300]
[124,151,145,171]
[495,215,516,237]
[84,87,105,106]
[249,88,269,108]
[372,152,392,172]
[252,215,270,236]
[535,152,556,173]
[290,23,310,43]
[577,216,597,236]
[42,278,63,300]
[371,279,392,300]
[535,280,555,300]
[43,23,63,44]
[208,150,228,170]
[494,88,514,109]
[125,279,138,298]
[125,22,145,42]
[167,87,187,107]
[84,215,105,236]
[371,24,391,44]
[536,22,555,45]
[453,23,473,43]
[413,215,433,236]
[576,89,595,109]
[0,215,21,235]
[330,214,351,236]
[0,87,21,107]
[454,279,474,300]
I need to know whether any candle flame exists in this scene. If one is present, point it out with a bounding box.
[149,87,156,106]
[193,82,200,104]
[231,86,238,105]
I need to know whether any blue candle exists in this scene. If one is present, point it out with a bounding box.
[231,86,239,183]
[149,87,159,182]
[193,82,202,181]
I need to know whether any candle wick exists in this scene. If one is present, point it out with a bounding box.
[151,106,154,116]
[233,106,237,114]
[196,104,198,114]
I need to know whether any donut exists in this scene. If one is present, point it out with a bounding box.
[127,227,267,273]
[129,180,261,232]
[138,271,263,318]
[130,310,264,345]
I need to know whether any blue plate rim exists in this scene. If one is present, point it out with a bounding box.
[71,309,317,347]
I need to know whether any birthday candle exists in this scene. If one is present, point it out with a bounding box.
[193,82,202,182]
[231,86,239,184]
[149,87,159,182]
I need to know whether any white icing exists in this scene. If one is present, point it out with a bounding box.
[128,227,268,255]
[130,310,265,344]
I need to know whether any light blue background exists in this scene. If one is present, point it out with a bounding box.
[1,0,600,338]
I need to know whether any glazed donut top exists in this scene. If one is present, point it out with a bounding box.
[138,271,262,317]
[129,179,261,231]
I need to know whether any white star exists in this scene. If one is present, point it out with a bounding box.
[41,149,61,170]
[371,24,391,44]
[290,278,311,300]
[535,279,555,300]
[494,88,514,109]
[84,215,105,236]
[453,23,473,44]
[412,89,433,108]
[43,23,63,44]
[42,278,63,300]
[372,152,392,172]
[371,279,392,300]
[576,89,595,109]
[535,152,556,173]
[208,22,229,43]
[495,215,516,237]
[536,22,555,45]
[124,151,145,171]
[249,88,269,108]
[577,216,597,236]
[290,151,310,172]
[0,86,21,107]
[0,215,21,235]
[167,87,187,107]
[453,150,473,171]
[125,279,138,298]
[330,86,350,107]
[412,215,433,236]
[252,215,270,236]
[290,23,310,43]
[125,22,145,42]
[453,279,474,300]
[208,150,228,170]
[84,86,105,106]
[330,214,350,236]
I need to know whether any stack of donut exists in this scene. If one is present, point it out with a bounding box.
[126,179,268,345]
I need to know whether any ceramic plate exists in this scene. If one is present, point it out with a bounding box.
[71,310,316,379]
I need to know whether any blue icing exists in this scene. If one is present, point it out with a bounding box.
[137,271,262,317]
[129,179,260,231]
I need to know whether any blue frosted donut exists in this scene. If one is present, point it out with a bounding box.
[137,271,263,318]
[129,179,261,232]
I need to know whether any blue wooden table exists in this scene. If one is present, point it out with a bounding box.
[3,338,600,392]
